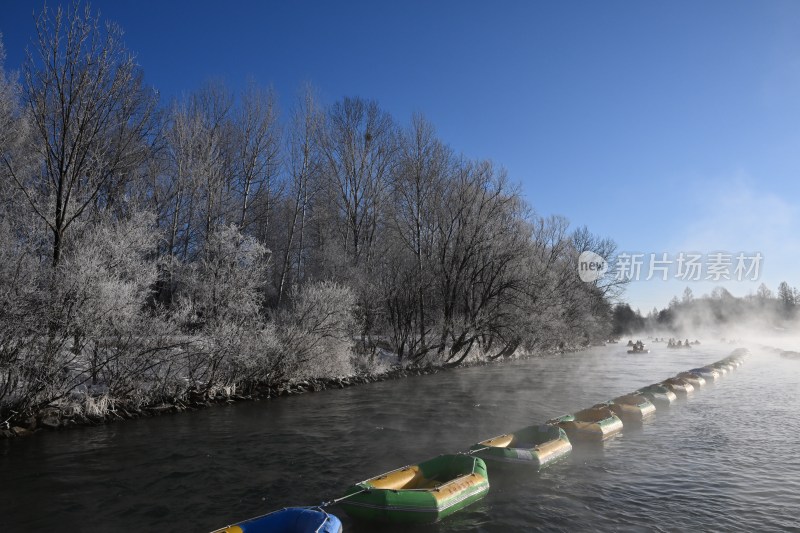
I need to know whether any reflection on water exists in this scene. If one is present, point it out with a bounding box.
[2,344,799,532]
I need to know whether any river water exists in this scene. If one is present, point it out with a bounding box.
[1,343,799,532]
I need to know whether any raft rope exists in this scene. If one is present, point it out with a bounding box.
[319,489,368,508]
[469,445,491,454]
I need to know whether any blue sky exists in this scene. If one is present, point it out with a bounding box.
[2,1,799,311]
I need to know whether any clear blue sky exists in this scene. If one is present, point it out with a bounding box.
[2,1,799,311]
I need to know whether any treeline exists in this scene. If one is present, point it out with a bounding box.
[0,5,619,422]
[612,283,799,335]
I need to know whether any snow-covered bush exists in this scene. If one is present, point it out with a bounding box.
[0,217,47,412]
[0,210,168,415]
[275,281,358,379]
[52,212,163,395]
[175,223,269,327]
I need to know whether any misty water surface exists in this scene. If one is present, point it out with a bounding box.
[1,343,798,532]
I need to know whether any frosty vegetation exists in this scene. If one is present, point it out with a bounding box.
[0,5,620,424]
[612,283,800,336]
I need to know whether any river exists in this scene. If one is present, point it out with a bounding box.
[1,343,798,532]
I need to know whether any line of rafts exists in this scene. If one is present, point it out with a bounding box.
[755,344,800,360]
[211,350,747,532]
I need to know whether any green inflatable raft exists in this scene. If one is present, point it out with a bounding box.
[469,424,572,469]
[636,384,677,407]
[549,405,623,441]
[710,361,731,375]
[603,393,656,421]
[338,454,489,524]
[660,376,695,395]
[676,371,707,388]
[714,360,737,373]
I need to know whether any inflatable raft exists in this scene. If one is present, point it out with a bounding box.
[604,394,656,421]
[470,424,572,469]
[660,377,695,395]
[722,356,743,368]
[721,353,743,367]
[211,507,342,533]
[689,366,720,381]
[550,406,623,441]
[636,384,677,407]
[718,358,740,372]
[676,371,706,388]
[710,361,732,374]
[338,454,489,524]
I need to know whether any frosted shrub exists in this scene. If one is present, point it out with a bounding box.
[82,393,112,418]
[176,224,269,326]
[193,320,280,392]
[233,324,283,382]
[0,211,166,414]
[56,212,160,385]
[352,347,395,374]
[207,323,284,391]
[0,218,47,412]
[63,212,159,334]
[276,281,358,379]
[173,224,273,392]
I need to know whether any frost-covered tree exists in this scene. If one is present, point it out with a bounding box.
[7,5,157,266]
[777,281,794,306]
[384,114,450,358]
[0,210,162,414]
[682,287,694,304]
[275,281,358,379]
[0,5,628,425]
[0,35,22,191]
[234,83,281,234]
[275,85,323,303]
[319,97,397,268]
[55,211,161,387]
[756,283,773,301]
[430,159,531,365]
[177,223,270,326]
[172,223,271,392]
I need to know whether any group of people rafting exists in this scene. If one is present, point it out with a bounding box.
[669,338,688,348]
[627,339,647,352]
[625,337,701,352]
[647,337,701,347]
[667,338,699,348]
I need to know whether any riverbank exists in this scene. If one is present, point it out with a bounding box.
[1,345,588,439]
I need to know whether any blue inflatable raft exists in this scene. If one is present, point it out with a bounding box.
[211,506,342,533]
